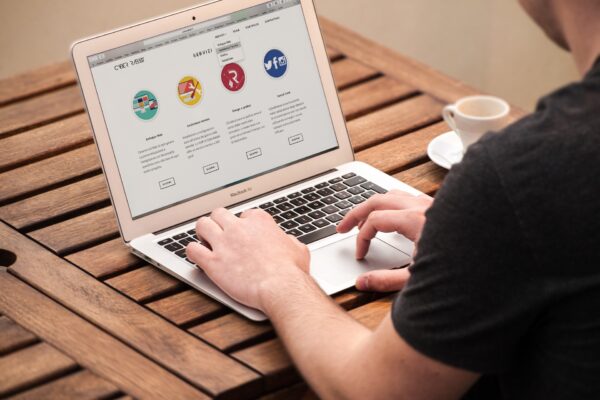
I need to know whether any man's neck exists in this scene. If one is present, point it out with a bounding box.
[556,1,600,75]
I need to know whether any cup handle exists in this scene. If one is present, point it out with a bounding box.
[442,105,458,132]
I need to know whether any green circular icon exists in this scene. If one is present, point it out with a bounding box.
[132,90,159,121]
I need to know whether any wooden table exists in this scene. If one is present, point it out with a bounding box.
[0,18,523,399]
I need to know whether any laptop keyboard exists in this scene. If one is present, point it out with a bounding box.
[157,173,387,263]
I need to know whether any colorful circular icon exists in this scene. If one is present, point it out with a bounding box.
[263,49,288,78]
[221,63,246,92]
[177,76,203,106]
[132,90,159,121]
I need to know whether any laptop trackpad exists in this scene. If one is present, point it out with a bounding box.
[311,235,411,293]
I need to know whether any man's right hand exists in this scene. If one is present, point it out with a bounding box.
[336,190,433,291]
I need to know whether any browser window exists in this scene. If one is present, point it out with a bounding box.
[89,0,339,218]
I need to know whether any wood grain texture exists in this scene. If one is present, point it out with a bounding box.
[233,340,296,392]
[0,271,208,400]
[4,224,260,398]
[347,95,443,151]
[0,174,108,230]
[8,370,120,400]
[0,114,92,173]
[66,238,141,279]
[331,58,379,90]
[0,86,83,137]
[0,316,37,356]
[0,342,77,397]
[231,297,394,392]
[393,161,447,196]
[0,61,75,106]
[146,289,222,325]
[105,265,185,303]
[189,313,272,352]
[339,76,416,120]
[0,145,101,204]
[356,120,450,174]
[191,289,376,352]
[29,206,118,255]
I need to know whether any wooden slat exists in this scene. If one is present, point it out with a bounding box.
[9,370,120,400]
[0,114,92,173]
[191,289,376,352]
[0,271,209,400]
[347,94,443,151]
[189,313,272,352]
[0,86,83,137]
[146,289,222,325]
[0,316,37,355]
[339,76,416,120]
[331,58,379,90]
[66,238,141,279]
[356,120,449,173]
[232,340,295,392]
[0,61,76,106]
[105,265,185,303]
[394,161,447,195]
[4,224,261,398]
[0,342,77,397]
[0,145,101,205]
[231,297,393,392]
[0,174,108,230]
[29,206,118,255]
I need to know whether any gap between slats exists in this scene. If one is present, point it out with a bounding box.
[0,342,81,398]
[0,316,39,357]
[0,61,76,107]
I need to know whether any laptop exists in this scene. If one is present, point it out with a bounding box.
[72,0,420,321]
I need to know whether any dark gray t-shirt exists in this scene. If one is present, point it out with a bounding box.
[392,59,600,399]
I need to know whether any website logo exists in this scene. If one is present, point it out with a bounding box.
[221,63,246,92]
[264,49,288,78]
[177,76,203,106]
[132,90,158,121]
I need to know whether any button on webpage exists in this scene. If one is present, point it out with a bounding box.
[159,177,176,189]
[246,148,263,160]
[288,133,304,145]
[203,162,220,174]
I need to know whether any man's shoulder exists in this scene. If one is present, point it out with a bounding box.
[475,77,600,269]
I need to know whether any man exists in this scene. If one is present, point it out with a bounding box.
[187,1,600,398]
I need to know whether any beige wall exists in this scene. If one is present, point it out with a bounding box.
[0,0,579,110]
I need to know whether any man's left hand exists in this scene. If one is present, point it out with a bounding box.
[186,208,310,311]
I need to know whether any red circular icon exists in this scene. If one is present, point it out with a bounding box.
[221,63,246,92]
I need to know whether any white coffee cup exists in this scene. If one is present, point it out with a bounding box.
[442,95,510,152]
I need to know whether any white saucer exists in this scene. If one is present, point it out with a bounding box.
[427,131,464,170]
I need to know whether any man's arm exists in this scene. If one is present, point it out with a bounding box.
[186,206,479,400]
[262,269,479,400]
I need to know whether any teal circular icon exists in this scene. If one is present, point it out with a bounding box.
[132,90,159,121]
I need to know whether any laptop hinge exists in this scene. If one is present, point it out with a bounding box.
[153,168,338,236]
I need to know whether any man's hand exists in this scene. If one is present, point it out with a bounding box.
[337,190,433,292]
[186,207,310,311]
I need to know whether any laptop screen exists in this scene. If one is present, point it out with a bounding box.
[88,0,339,219]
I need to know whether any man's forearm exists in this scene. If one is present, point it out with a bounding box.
[260,269,372,400]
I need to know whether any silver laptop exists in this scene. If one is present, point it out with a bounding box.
[72,0,419,321]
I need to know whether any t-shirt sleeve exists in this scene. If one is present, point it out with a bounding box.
[392,138,542,374]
